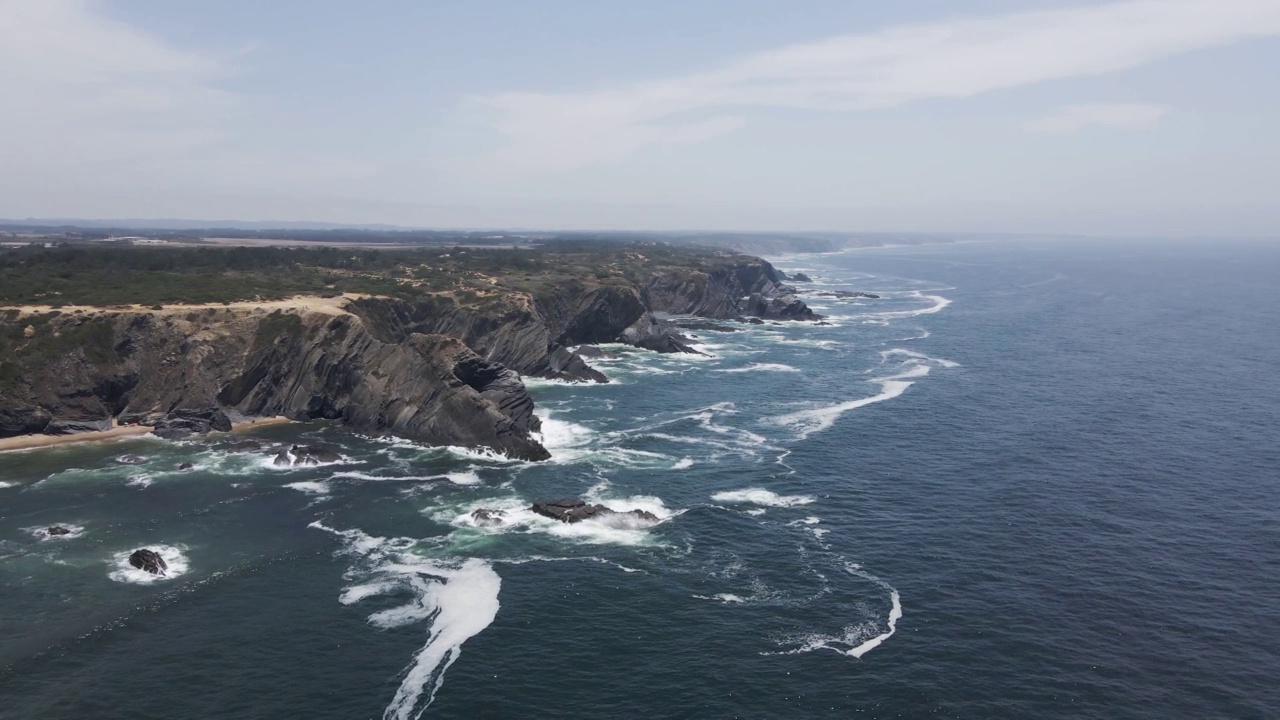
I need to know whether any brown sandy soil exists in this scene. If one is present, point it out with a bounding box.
[0,416,292,453]
[0,294,373,317]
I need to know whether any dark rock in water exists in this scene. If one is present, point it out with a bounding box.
[178,462,194,471]
[548,345,607,383]
[790,272,813,282]
[747,318,765,325]
[116,454,147,465]
[530,498,660,525]
[815,321,833,326]
[744,290,817,321]
[291,444,342,464]
[574,344,615,359]
[675,320,740,333]
[273,450,292,467]
[618,314,702,354]
[47,526,72,536]
[814,290,879,299]
[226,440,262,452]
[128,548,168,576]
[471,508,506,527]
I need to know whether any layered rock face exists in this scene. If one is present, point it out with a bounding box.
[1,307,549,460]
[0,255,814,457]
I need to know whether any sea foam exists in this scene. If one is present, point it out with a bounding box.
[308,522,501,720]
[711,488,816,508]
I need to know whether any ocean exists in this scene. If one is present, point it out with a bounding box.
[1,238,1277,718]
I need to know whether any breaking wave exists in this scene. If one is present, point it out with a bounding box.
[711,489,816,508]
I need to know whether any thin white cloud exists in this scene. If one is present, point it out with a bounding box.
[1025,103,1170,134]
[0,0,373,215]
[472,0,1280,177]
[0,0,236,163]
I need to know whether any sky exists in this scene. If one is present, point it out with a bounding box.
[1,0,1279,236]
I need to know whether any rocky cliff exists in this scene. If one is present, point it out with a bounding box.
[0,254,814,458]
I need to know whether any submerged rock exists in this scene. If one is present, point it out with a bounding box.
[178,462,194,471]
[116,454,147,465]
[814,290,880,299]
[574,345,616,359]
[128,548,168,576]
[470,508,506,527]
[226,440,262,452]
[530,498,660,525]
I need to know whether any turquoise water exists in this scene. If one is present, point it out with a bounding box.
[2,238,1278,718]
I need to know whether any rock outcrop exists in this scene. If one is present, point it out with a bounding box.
[0,254,814,458]
[128,549,168,575]
[530,498,660,525]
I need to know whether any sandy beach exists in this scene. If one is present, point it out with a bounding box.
[0,416,292,453]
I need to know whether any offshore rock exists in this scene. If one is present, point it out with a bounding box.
[530,498,660,525]
[128,548,168,576]
[790,272,813,282]
[619,314,702,354]
[549,345,607,383]
[574,344,616,359]
[47,526,72,536]
[471,508,506,527]
[814,290,880,299]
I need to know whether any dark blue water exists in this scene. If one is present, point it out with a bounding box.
[2,239,1278,718]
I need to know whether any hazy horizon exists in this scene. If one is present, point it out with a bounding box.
[2,0,1279,236]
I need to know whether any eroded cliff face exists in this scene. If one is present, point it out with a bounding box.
[0,255,815,457]
[0,307,548,460]
[641,259,817,321]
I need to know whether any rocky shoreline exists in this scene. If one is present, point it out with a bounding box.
[0,255,820,459]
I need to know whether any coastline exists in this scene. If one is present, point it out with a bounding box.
[0,416,292,453]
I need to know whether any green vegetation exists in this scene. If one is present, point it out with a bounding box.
[0,314,117,377]
[253,311,305,349]
[0,241,740,308]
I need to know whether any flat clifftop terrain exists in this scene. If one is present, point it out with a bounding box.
[0,241,817,457]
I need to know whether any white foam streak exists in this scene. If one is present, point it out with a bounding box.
[846,590,902,659]
[532,413,596,462]
[772,350,957,439]
[0,481,16,489]
[380,559,502,720]
[711,488,816,508]
[714,362,801,374]
[309,522,503,720]
[284,481,331,495]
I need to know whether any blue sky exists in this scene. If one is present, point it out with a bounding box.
[2,0,1278,235]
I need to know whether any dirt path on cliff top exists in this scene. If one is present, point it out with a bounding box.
[0,293,376,317]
